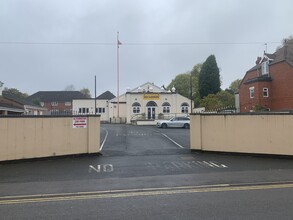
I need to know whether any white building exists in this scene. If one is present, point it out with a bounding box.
[72,91,115,122]
[73,82,191,124]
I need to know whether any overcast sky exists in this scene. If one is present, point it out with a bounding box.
[0,0,292,96]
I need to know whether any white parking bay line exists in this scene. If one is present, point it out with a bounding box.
[100,129,109,151]
[161,133,184,149]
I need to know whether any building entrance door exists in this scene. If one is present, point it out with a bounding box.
[147,107,156,119]
[146,101,157,120]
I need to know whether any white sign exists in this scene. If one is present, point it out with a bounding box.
[73,117,87,128]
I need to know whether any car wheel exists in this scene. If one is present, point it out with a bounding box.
[162,123,167,129]
[184,123,190,129]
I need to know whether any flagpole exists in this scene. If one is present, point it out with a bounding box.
[117,32,120,118]
[95,75,97,115]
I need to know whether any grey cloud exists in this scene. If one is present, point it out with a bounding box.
[0,0,292,95]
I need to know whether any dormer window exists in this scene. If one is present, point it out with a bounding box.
[261,61,269,75]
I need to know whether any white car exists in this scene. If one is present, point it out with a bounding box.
[157,117,190,129]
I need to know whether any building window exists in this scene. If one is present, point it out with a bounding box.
[263,88,269,97]
[78,108,89,114]
[96,108,105,114]
[51,109,59,115]
[40,102,44,107]
[65,102,71,106]
[249,87,255,98]
[132,102,141,114]
[181,103,189,113]
[51,102,58,106]
[162,102,171,113]
[261,61,269,75]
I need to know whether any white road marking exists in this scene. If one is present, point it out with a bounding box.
[202,161,216,168]
[196,161,208,167]
[209,162,220,168]
[191,161,204,168]
[220,164,228,168]
[161,133,184,149]
[103,164,114,172]
[146,161,228,170]
[100,129,108,151]
[88,165,101,173]
[89,164,114,173]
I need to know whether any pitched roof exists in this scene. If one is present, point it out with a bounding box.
[0,102,24,112]
[28,91,87,102]
[2,91,40,107]
[248,40,293,72]
[96,91,115,100]
[128,82,167,93]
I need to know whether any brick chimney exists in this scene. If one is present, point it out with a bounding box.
[256,57,262,64]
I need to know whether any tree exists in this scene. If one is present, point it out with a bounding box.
[64,84,75,91]
[191,63,202,78]
[276,35,293,50]
[80,88,91,98]
[200,91,234,111]
[167,72,192,99]
[167,71,200,104]
[228,79,242,94]
[282,35,293,46]
[198,55,221,99]
[3,87,28,99]
[32,98,41,106]
[166,63,202,108]
[200,94,221,111]
[216,90,235,106]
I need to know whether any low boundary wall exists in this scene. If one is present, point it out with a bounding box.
[190,113,293,156]
[0,115,100,161]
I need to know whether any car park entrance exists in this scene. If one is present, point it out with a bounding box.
[100,124,190,156]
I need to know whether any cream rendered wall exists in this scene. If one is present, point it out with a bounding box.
[125,92,191,123]
[108,101,127,120]
[126,93,144,123]
[190,114,293,156]
[0,116,100,161]
[108,93,127,121]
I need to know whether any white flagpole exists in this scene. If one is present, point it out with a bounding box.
[117,32,120,118]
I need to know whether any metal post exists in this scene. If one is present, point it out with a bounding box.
[117,32,120,118]
[95,75,97,115]
[190,74,193,114]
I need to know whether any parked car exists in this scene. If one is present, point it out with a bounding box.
[157,116,190,129]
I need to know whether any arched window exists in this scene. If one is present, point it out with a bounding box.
[181,102,189,113]
[132,102,141,114]
[162,102,171,113]
[146,101,157,107]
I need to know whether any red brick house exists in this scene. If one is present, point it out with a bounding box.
[28,91,86,115]
[239,40,293,112]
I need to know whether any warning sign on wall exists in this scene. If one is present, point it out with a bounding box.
[73,117,87,128]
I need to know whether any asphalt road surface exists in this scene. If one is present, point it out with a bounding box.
[1,124,293,219]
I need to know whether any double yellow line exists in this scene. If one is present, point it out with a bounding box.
[1,183,293,205]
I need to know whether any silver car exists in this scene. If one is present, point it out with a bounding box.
[157,116,190,129]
